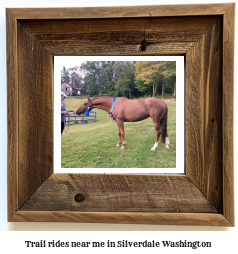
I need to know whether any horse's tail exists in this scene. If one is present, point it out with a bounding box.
[160,105,168,144]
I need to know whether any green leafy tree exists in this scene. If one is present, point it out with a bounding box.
[159,61,176,98]
[134,61,164,97]
[134,61,176,98]
[113,61,135,98]
[61,66,70,83]
[80,61,102,96]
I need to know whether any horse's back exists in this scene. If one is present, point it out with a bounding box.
[114,97,166,122]
[116,97,166,110]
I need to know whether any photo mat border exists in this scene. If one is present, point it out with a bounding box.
[55,56,184,174]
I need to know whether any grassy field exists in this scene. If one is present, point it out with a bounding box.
[61,97,176,168]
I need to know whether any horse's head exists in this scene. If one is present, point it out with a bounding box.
[76,96,92,115]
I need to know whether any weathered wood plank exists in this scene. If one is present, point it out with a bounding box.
[12,211,232,226]
[8,4,233,19]
[20,16,218,34]
[20,18,149,34]
[19,16,219,56]
[149,16,219,34]
[6,9,19,221]
[40,41,193,56]
[18,23,54,208]
[20,174,217,213]
[222,3,235,226]
[33,31,201,43]
[185,18,223,211]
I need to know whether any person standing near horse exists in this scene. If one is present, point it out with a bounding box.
[61,92,68,134]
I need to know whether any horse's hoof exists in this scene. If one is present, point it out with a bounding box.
[116,144,121,147]
[120,146,125,150]
[165,145,170,149]
[151,148,156,151]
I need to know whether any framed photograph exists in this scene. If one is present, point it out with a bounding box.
[7,3,234,225]
[55,55,184,174]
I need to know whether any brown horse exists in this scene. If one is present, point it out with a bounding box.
[76,96,170,150]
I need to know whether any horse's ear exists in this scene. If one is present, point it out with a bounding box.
[87,95,93,101]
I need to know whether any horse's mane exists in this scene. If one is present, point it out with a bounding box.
[92,96,114,100]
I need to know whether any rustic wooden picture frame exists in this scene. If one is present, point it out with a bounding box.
[7,3,234,226]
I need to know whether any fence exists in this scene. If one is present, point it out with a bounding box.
[65,111,96,124]
[67,96,82,99]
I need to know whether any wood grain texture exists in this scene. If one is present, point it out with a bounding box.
[8,3,233,19]
[6,9,18,221]
[186,18,222,212]
[17,23,54,208]
[20,174,217,213]
[19,17,218,56]
[20,16,218,34]
[222,4,235,226]
[11,211,232,226]
[37,41,193,56]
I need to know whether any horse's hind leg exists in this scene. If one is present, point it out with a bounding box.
[151,122,161,151]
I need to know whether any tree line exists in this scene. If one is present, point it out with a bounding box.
[61,61,176,99]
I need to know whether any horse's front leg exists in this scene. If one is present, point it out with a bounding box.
[116,130,122,147]
[116,120,126,150]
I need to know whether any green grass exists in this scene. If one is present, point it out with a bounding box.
[61,98,176,168]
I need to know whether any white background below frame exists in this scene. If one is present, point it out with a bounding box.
[54,56,184,174]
